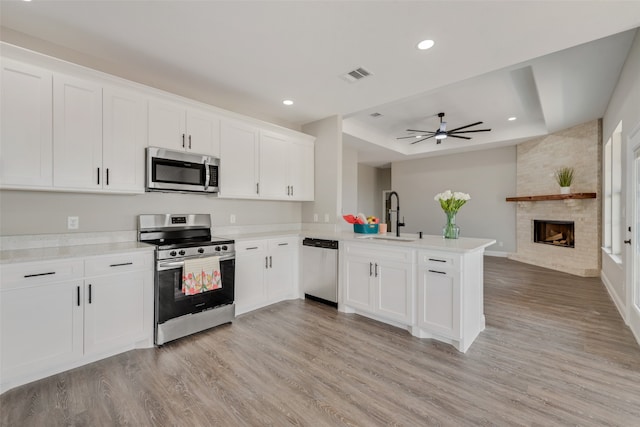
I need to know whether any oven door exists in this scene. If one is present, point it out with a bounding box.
[156,255,235,324]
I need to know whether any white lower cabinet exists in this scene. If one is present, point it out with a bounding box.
[417,255,461,339]
[0,251,154,393]
[235,236,298,315]
[342,243,414,325]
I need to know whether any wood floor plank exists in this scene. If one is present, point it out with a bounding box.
[2,257,640,426]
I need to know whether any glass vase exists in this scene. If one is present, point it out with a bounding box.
[443,211,460,239]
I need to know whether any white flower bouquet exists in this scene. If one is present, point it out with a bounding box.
[434,190,471,213]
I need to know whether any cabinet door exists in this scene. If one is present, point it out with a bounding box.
[102,86,147,193]
[266,240,295,301]
[148,98,186,151]
[235,247,267,314]
[343,256,374,311]
[186,108,220,156]
[219,120,259,198]
[53,74,102,189]
[289,140,314,201]
[418,267,460,339]
[0,280,83,382]
[375,260,413,324]
[0,59,53,188]
[84,270,148,355]
[259,131,289,199]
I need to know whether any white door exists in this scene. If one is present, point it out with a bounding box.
[289,141,315,201]
[267,247,294,301]
[418,267,460,338]
[343,256,373,311]
[375,260,413,324]
[148,99,186,151]
[0,59,53,188]
[259,131,289,199]
[219,120,259,198]
[235,248,267,314]
[53,74,102,189]
[84,271,147,355]
[628,124,640,338]
[186,108,220,156]
[102,86,147,193]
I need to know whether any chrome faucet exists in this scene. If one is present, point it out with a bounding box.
[387,191,405,237]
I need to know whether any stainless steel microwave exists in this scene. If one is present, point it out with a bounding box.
[146,147,219,194]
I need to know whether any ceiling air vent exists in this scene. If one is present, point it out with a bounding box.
[341,67,373,83]
[370,112,382,118]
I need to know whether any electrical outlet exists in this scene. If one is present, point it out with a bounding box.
[67,216,79,230]
[313,213,318,222]
[324,213,330,223]
[230,214,236,224]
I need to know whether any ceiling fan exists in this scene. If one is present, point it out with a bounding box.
[397,112,491,144]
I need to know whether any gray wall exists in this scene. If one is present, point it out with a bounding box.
[391,146,517,252]
[342,146,358,216]
[0,190,301,235]
[302,115,343,225]
[357,165,390,220]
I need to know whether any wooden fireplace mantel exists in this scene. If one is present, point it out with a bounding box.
[505,193,597,202]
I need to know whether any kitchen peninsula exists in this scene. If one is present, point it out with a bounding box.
[319,232,496,353]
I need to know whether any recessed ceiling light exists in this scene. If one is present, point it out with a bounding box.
[415,135,423,138]
[417,39,435,50]
[508,116,517,121]
[283,100,294,106]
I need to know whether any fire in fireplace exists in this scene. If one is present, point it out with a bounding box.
[533,220,575,248]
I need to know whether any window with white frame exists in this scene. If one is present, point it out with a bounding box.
[604,121,622,256]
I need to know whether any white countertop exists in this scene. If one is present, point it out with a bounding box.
[0,241,155,264]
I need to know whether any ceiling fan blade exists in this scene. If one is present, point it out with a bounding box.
[406,129,435,133]
[410,136,434,144]
[448,134,472,140]
[447,121,483,133]
[396,135,424,140]
[449,128,492,134]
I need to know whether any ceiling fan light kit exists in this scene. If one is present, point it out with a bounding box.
[398,112,491,145]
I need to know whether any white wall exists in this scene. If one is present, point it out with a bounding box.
[391,146,516,252]
[0,190,301,235]
[302,115,343,226]
[602,28,640,337]
[357,164,377,217]
[342,147,358,216]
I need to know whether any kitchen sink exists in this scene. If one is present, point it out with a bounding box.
[356,235,416,242]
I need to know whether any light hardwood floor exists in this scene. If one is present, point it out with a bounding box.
[2,257,640,426]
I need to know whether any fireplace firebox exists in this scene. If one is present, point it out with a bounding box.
[533,220,575,248]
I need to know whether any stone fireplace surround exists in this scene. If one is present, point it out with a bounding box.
[507,120,601,277]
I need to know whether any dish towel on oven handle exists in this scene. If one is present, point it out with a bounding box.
[182,256,222,295]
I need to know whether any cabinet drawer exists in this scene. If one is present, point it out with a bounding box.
[1,259,84,289]
[418,251,460,270]
[235,240,267,254]
[345,242,414,263]
[85,252,152,277]
[268,236,298,251]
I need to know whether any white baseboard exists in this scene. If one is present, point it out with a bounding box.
[600,269,628,324]
[484,250,509,258]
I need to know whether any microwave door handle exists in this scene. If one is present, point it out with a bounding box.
[204,159,210,190]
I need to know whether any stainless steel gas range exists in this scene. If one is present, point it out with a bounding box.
[138,214,235,345]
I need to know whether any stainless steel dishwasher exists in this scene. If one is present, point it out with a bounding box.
[302,238,339,307]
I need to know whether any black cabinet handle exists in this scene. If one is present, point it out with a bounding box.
[291,186,294,196]
[269,256,272,268]
[97,167,100,185]
[188,134,192,149]
[428,269,447,275]
[624,239,632,245]
[77,286,81,306]
[375,263,378,277]
[182,133,185,148]
[106,168,109,186]
[428,258,446,263]
[265,256,268,268]
[278,243,288,246]
[109,262,133,268]
[88,284,92,304]
[24,271,55,278]
[369,262,373,277]
[256,183,260,194]
[246,246,258,250]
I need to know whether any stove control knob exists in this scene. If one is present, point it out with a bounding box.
[215,246,221,251]
[178,250,186,256]
[198,248,205,254]
[221,245,228,251]
[170,251,177,257]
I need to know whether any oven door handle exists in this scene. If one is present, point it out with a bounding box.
[157,255,235,271]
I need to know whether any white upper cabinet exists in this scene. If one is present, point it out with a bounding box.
[0,59,53,188]
[102,86,147,193]
[219,119,260,198]
[53,74,103,190]
[259,131,290,199]
[289,139,314,201]
[148,98,220,156]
